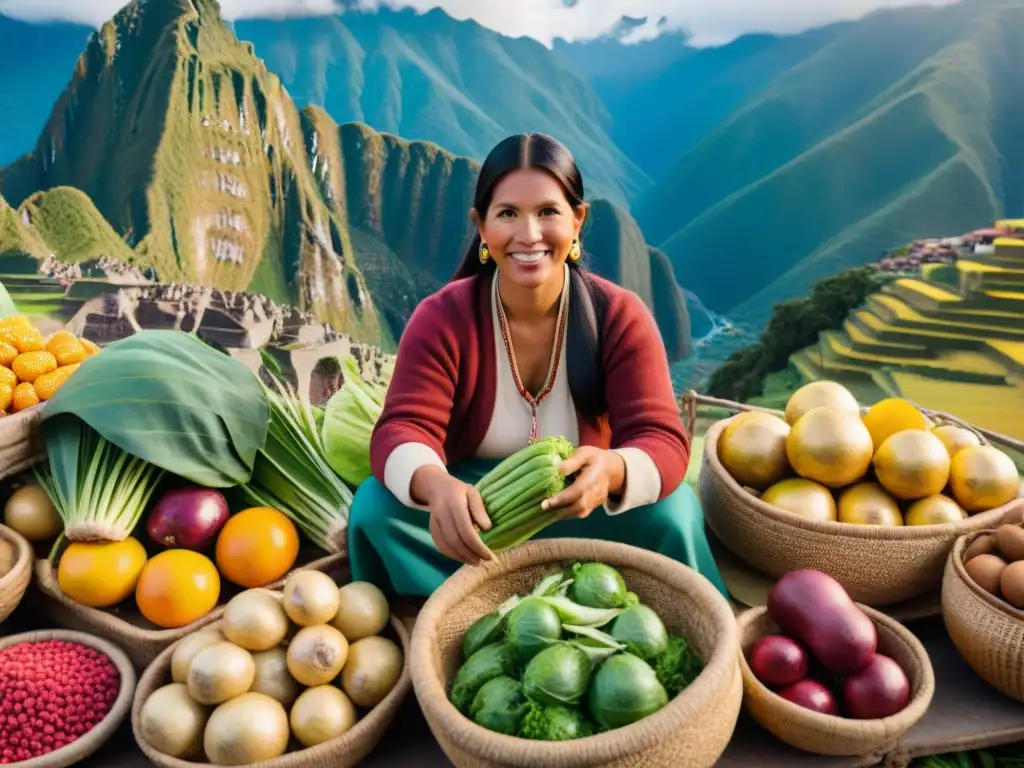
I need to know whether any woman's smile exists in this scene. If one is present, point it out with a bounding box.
[508,249,552,267]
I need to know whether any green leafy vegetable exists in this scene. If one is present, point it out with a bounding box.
[610,605,670,661]
[652,635,704,698]
[588,653,668,730]
[321,357,387,486]
[463,596,521,659]
[538,596,621,628]
[35,422,164,542]
[521,643,592,708]
[450,642,518,714]
[469,676,529,736]
[241,376,353,553]
[40,330,269,488]
[518,702,594,741]
[506,597,563,665]
[569,563,633,609]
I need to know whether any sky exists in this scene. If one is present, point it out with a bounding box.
[0,0,960,46]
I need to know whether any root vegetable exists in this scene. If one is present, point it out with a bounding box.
[287,625,349,687]
[146,487,230,551]
[203,692,290,765]
[139,683,209,759]
[250,648,302,707]
[341,635,404,708]
[222,589,289,651]
[331,582,390,641]
[282,570,341,627]
[171,628,225,684]
[289,685,358,747]
[3,484,61,542]
[0,640,121,763]
[187,642,255,705]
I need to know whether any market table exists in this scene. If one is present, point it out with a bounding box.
[5,603,1024,767]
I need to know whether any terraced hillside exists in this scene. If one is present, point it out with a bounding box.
[789,231,1024,438]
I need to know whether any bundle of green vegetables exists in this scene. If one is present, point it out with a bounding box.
[240,354,353,553]
[321,356,388,486]
[449,562,703,740]
[35,330,269,544]
[476,436,576,552]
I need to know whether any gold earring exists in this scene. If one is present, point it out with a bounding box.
[569,239,581,261]
[479,242,490,264]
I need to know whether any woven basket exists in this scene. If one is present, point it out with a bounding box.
[0,403,45,483]
[736,605,934,756]
[34,550,349,669]
[410,537,743,768]
[0,629,136,768]
[700,417,1021,605]
[0,523,32,624]
[942,529,1024,700]
[131,613,412,768]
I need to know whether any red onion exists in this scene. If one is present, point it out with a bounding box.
[146,487,230,551]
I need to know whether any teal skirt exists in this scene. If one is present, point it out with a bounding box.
[346,458,728,599]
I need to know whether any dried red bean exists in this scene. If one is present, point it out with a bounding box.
[0,640,120,764]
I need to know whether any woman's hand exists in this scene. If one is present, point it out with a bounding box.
[412,466,495,565]
[541,447,626,520]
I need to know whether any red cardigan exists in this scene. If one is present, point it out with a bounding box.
[369,272,690,501]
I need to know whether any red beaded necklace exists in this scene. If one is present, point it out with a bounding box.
[494,267,570,443]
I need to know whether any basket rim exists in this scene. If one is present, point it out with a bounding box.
[0,523,33,593]
[704,417,1017,540]
[131,611,412,768]
[735,604,935,732]
[409,537,740,764]
[34,550,347,640]
[949,528,1024,620]
[0,628,137,768]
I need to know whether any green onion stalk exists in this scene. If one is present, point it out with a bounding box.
[34,422,166,545]
[241,373,353,554]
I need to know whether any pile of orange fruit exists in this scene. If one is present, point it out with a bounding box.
[57,506,302,629]
[0,315,100,415]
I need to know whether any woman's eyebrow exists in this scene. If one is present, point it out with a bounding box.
[492,199,561,210]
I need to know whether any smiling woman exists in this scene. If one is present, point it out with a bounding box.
[346,132,727,599]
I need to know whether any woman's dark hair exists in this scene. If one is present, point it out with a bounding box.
[450,132,608,417]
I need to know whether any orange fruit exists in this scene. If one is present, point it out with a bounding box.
[58,537,148,609]
[215,507,300,588]
[136,549,221,629]
[862,398,929,450]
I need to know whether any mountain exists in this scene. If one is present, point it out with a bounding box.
[635,0,1024,323]
[232,9,648,206]
[0,0,691,357]
[1,187,136,264]
[0,15,93,166]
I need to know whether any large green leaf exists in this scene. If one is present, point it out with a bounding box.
[41,330,269,488]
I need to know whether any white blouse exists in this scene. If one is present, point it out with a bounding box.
[384,265,662,516]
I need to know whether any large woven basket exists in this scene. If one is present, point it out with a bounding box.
[700,417,1021,605]
[0,523,32,624]
[410,538,743,768]
[34,550,348,669]
[0,629,136,768]
[736,605,934,756]
[942,529,1024,700]
[131,613,412,767]
[0,403,45,483]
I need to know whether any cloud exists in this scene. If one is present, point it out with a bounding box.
[0,0,960,46]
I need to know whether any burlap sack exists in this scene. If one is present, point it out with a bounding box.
[0,522,32,623]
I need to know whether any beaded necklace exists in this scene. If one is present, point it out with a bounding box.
[493,266,570,443]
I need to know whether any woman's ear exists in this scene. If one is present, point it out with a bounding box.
[470,207,483,237]
[573,202,590,237]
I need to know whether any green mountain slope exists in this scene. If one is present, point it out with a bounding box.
[636,0,1024,324]
[232,10,648,206]
[1,0,387,344]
